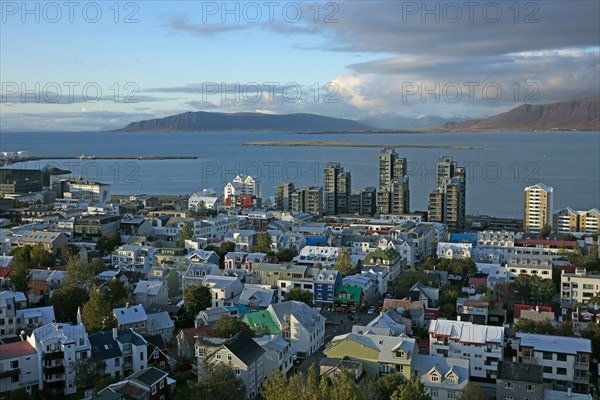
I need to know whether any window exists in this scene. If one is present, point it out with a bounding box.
[430,389,438,397]
[525,384,535,391]
[543,352,553,360]
[79,338,84,346]
[504,382,514,389]
[10,360,19,369]
[217,352,222,360]
[160,379,165,389]
[152,385,157,394]
[154,352,159,359]
[557,354,567,362]
[430,374,439,382]
[140,352,144,360]
[543,366,552,374]
[228,354,232,361]
[502,397,513,400]
[447,375,457,384]
[234,366,241,375]
[557,368,567,375]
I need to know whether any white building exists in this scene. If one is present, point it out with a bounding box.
[436,242,472,260]
[203,275,244,308]
[0,340,39,395]
[111,245,158,273]
[267,301,325,358]
[223,175,261,200]
[0,290,27,338]
[188,188,220,211]
[253,335,294,377]
[428,319,504,379]
[113,304,148,334]
[561,268,600,304]
[27,323,91,395]
[89,328,148,380]
[413,354,470,400]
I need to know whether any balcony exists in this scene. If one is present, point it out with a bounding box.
[0,368,20,378]
[43,351,64,360]
[43,365,65,375]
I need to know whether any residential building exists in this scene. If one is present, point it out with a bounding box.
[15,306,56,336]
[188,188,219,211]
[515,333,591,393]
[105,367,171,400]
[275,182,295,211]
[0,340,39,395]
[112,245,158,273]
[363,248,402,281]
[428,319,504,379]
[134,280,169,308]
[146,312,174,342]
[89,328,148,380]
[238,285,277,311]
[324,333,417,378]
[291,186,323,216]
[27,323,91,395]
[350,187,377,216]
[253,335,293,377]
[323,163,351,215]
[313,269,342,308]
[561,268,600,305]
[496,361,544,400]
[0,290,27,338]
[554,208,600,235]
[436,242,472,259]
[28,269,65,304]
[524,183,554,234]
[182,263,221,290]
[54,179,111,204]
[378,177,410,215]
[224,175,261,201]
[147,267,180,298]
[16,231,68,255]
[427,157,466,231]
[203,332,265,399]
[0,168,49,195]
[73,215,121,242]
[113,304,148,334]
[203,275,243,308]
[413,355,469,400]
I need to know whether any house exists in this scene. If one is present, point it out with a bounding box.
[106,367,172,400]
[176,326,212,359]
[134,280,169,308]
[224,230,257,252]
[113,304,148,334]
[0,340,39,395]
[146,312,174,342]
[203,275,244,308]
[17,231,68,255]
[342,274,379,306]
[409,281,439,309]
[238,285,278,311]
[561,268,600,305]
[203,332,265,399]
[313,269,342,308]
[16,306,56,336]
[436,242,472,260]
[185,249,220,266]
[182,263,221,290]
[145,334,174,372]
[323,333,417,378]
[382,298,429,325]
[195,307,235,328]
[363,310,410,336]
[27,323,91,395]
[28,269,65,304]
[0,290,27,338]
[111,245,157,273]
[89,328,149,380]
[147,267,180,298]
[496,361,544,400]
[515,333,591,393]
[334,285,364,310]
[363,248,401,281]
[456,299,490,325]
[253,335,294,377]
[429,319,504,379]
[318,358,363,381]
[412,354,470,400]
[513,304,554,324]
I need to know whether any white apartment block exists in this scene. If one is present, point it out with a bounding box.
[188,188,219,211]
[516,333,591,394]
[0,341,39,395]
[429,319,504,379]
[111,245,158,273]
[561,268,600,304]
[224,175,261,200]
[436,242,472,260]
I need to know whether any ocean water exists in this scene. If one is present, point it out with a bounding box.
[1,131,599,218]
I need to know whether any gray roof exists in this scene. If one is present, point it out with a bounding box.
[114,304,147,325]
[269,301,324,333]
[222,331,265,366]
[147,312,174,331]
[90,331,122,360]
[497,361,543,383]
[517,333,592,354]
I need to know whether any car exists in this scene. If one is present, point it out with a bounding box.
[367,306,375,315]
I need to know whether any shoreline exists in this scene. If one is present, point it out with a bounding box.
[244,141,481,150]
[1,155,198,166]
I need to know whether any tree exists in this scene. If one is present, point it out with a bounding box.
[49,286,89,323]
[263,366,330,400]
[512,319,555,335]
[540,223,551,239]
[284,287,314,307]
[96,233,122,255]
[183,285,211,317]
[458,383,486,400]
[197,201,207,216]
[582,323,600,361]
[29,245,55,267]
[276,247,297,262]
[82,285,116,334]
[216,241,236,268]
[555,320,575,337]
[438,285,460,319]
[73,357,107,389]
[374,373,406,400]
[335,249,357,277]
[178,222,194,247]
[390,269,428,298]
[64,256,93,287]
[7,389,34,400]
[105,279,130,308]
[390,376,432,400]
[10,262,30,293]
[252,232,272,254]
[513,275,555,305]
[177,364,245,400]
[89,257,106,275]
[212,315,254,338]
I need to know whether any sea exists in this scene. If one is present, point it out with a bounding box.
[1,130,599,218]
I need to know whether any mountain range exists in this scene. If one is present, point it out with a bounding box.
[117,97,599,132]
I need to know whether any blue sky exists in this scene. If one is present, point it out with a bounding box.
[1,1,599,131]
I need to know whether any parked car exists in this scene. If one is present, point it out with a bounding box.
[367,306,375,315]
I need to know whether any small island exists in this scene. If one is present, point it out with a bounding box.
[244,141,481,150]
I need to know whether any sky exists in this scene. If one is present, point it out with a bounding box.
[1,0,599,131]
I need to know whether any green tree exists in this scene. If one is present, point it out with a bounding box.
[10,262,30,293]
[49,286,89,323]
[7,389,34,400]
[438,285,460,319]
[513,275,556,305]
[458,383,486,400]
[216,241,236,268]
[390,376,432,400]
[555,320,575,337]
[197,201,207,216]
[212,315,254,338]
[64,256,93,287]
[374,373,406,400]
[89,257,107,275]
[284,288,314,307]
[540,223,551,239]
[96,233,122,255]
[183,285,212,317]
[263,366,329,400]
[390,269,428,298]
[512,319,555,335]
[59,243,80,260]
[178,222,194,247]
[82,285,116,334]
[178,363,245,400]
[29,245,55,267]
[276,247,297,262]
[335,249,357,277]
[105,279,130,308]
[73,357,107,389]
[582,323,600,361]
[252,232,272,254]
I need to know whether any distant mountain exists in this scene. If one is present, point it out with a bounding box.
[118,111,372,132]
[444,97,600,131]
[360,113,472,130]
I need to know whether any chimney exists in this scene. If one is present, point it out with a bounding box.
[112,327,118,340]
[125,302,130,308]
